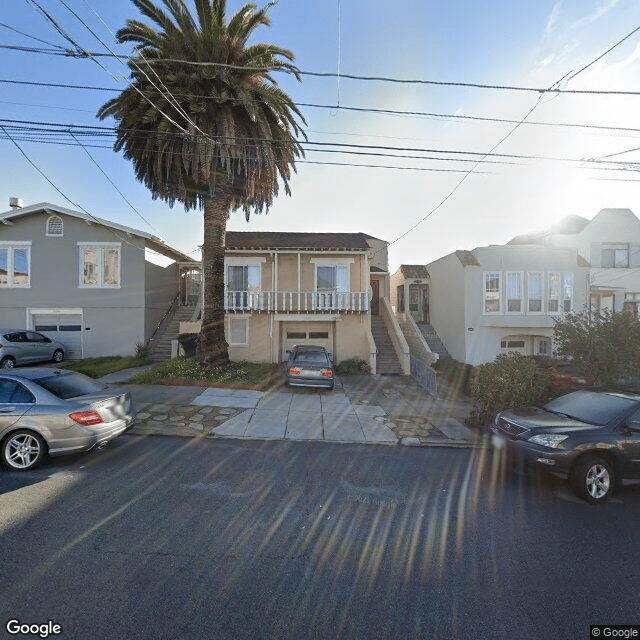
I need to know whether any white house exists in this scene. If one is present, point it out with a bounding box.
[422,244,589,365]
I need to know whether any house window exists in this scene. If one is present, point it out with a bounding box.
[79,243,121,288]
[506,272,523,312]
[528,272,543,313]
[562,273,573,312]
[601,245,629,268]
[226,264,261,309]
[484,272,501,313]
[0,242,31,287]
[228,316,249,346]
[311,259,352,308]
[548,272,560,313]
[46,216,63,236]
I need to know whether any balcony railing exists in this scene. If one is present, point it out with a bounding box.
[226,290,369,313]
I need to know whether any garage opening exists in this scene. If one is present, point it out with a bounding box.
[281,321,333,360]
[30,312,83,360]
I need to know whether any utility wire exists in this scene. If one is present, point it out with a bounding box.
[5,45,640,96]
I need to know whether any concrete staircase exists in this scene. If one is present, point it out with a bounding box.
[148,305,197,362]
[417,324,449,358]
[371,315,403,375]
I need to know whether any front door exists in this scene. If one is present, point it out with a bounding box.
[371,280,380,315]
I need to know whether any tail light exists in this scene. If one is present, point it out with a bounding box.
[69,410,103,426]
[321,369,333,377]
[288,368,301,375]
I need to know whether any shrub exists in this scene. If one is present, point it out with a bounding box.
[336,358,371,375]
[433,357,474,395]
[135,342,149,359]
[468,353,555,429]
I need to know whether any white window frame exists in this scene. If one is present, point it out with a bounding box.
[78,242,121,288]
[506,271,524,314]
[310,258,353,293]
[0,241,31,288]
[527,271,544,314]
[548,271,561,313]
[562,272,574,313]
[227,316,249,346]
[483,271,501,314]
[46,215,64,237]
[224,257,265,310]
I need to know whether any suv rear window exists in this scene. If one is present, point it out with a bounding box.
[34,372,103,400]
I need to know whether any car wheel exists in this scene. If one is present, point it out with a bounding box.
[571,455,614,504]
[2,430,46,471]
[0,357,16,369]
[52,349,64,363]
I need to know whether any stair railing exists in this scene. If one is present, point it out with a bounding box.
[147,293,180,346]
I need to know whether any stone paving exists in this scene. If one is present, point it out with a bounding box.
[103,367,481,447]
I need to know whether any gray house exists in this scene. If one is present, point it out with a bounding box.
[0,201,192,359]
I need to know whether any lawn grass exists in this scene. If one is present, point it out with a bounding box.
[63,355,150,378]
[129,357,277,389]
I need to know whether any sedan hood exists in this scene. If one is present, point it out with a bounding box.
[497,407,602,436]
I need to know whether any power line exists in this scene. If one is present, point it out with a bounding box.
[5,45,640,96]
[3,76,640,137]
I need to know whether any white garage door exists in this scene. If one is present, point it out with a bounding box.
[32,313,83,360]
[282,322,333,361]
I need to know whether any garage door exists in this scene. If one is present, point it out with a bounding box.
[32,313,83,360]
[282,322,333,361]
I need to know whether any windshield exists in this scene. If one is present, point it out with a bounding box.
[544,391,637,425]
[35,372,104,400]
[293,351,330,366]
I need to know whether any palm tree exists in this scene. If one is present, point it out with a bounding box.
[98,0,305,364]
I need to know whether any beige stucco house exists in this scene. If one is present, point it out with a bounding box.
[180,231,409,374]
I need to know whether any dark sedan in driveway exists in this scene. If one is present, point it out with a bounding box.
[491,390,640,503]
[0,368,133,471]
[286,345,335,390]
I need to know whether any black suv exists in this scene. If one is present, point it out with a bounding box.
[491,390,640,503]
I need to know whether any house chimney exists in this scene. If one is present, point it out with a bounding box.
[9,197,23,210]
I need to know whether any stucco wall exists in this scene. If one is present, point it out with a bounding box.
[145,261,179,340]
[1,211,148,356]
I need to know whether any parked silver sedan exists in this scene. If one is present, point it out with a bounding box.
[0,329,65,369]
[0,368,134,471]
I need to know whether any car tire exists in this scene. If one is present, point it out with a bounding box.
[0,356,16,369]
[571,455,614,504]
[52,349,64,363]
[1,430,47,471]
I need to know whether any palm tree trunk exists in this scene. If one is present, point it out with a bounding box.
[196,193,231,364]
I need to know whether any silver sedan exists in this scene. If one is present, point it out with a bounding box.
[0,368,134,471]
[0,329,66,369]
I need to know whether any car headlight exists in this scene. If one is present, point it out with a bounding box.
[528,434,569,448]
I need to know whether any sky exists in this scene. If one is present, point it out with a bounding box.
[2,0,640,273]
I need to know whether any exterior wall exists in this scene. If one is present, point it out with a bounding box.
[1,212,147,357]
[427,245,588,366]
[426,254,467,362]
[226,313,370,364]
[145,261,180,341]
[548,209,640,312]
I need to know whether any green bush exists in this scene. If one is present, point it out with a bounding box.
[433,357,474,395]
[468,353,555,429]
[335,358,371,375]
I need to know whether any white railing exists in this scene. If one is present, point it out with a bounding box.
[225,290,369,312]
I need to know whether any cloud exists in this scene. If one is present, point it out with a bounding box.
[545,2,562,35]
[572,0,621,28]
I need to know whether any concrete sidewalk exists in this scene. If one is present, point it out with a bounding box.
[102,367,481,447]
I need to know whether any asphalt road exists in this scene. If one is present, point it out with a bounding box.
[1,435,639,640]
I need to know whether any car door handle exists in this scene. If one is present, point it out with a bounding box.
[0,406,17,413]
